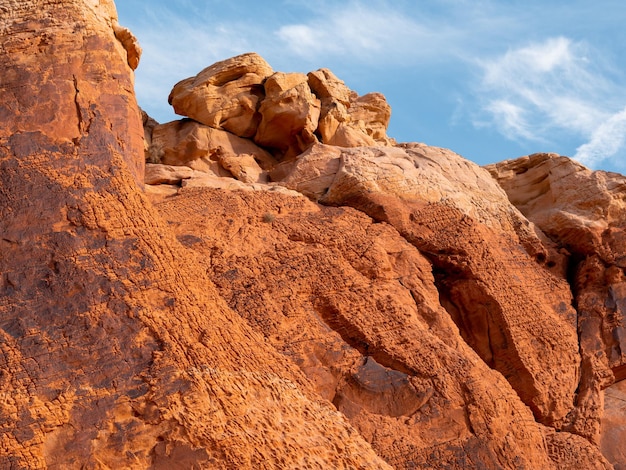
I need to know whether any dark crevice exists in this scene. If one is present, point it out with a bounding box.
[72,75,82,136]
[565,252,586,308]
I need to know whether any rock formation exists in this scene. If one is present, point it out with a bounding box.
[1,1,624,469]
[487,154,626,453]
[0,2,388,468]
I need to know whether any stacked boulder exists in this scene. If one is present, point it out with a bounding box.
[144,52,392,190]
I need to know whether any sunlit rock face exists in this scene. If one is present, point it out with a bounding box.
[488,153,626,443]
[0,2,389,469]
[1,0,623,467]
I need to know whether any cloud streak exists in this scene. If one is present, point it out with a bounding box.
[475,36,626,168]
[275,3,454,62]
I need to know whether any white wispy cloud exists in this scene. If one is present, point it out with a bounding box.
[575,107,626,167]
[275,2,460,63]
[475,36,626,168]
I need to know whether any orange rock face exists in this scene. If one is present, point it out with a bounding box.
[154,187,608,469]
[2,1,623,468]
[0,2,390,468]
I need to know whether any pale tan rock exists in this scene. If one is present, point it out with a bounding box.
[216,148,267,183]
[144,163,204,185]
[325,118,378,147]
[150,119,276,174]
[485,153,626,257]
[269,143,342,200]
[168,52,273,137]
[349,92,392,144]
[254,72,321,159]
[144,182,180,202]
[308,69,391,147]
[308,68,353,144]
[179,176,303,197]
[308,68,353,107]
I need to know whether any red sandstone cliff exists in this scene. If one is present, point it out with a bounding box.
[1,1,624,469]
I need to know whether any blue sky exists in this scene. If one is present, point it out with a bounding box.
[116,1,626,173]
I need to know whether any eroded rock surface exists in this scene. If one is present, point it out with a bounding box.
[487,153,626,443]
[0,2,389,468]
[601,380,626,469]
[149,118,276,179]
[154,187,606,469]
[275,143,581,429]
[3,1,623,468]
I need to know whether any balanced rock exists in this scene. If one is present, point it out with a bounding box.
[168,52,273,138]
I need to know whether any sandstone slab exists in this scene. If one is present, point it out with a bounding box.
[274,143,582,429]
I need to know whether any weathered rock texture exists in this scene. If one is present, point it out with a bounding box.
[487,154,626,446]
[154,187,606,469]
[601,380,626,469]
[273,144,582,428]
[308,69,392,148]
[0,2,389,468]
[2,1,624,469]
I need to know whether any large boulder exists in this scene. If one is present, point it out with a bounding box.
[168,52,273,138]
[308,68,392,147]
[254,71,321,160]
